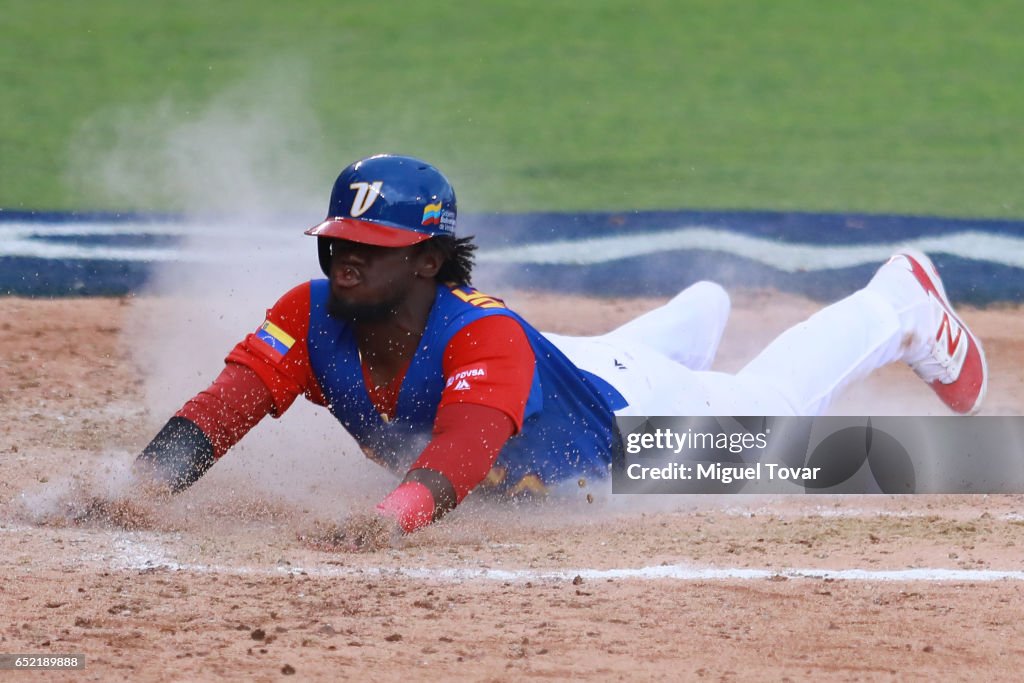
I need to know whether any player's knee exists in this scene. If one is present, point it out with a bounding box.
[687,280,731,325]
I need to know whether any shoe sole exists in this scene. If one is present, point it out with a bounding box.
[898,249,988,415]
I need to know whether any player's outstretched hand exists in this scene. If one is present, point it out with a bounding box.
[299,513,403,552]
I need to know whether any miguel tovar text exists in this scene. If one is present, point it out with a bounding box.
[626,462,820,484]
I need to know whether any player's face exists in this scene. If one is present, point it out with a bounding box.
[326,239,425,323]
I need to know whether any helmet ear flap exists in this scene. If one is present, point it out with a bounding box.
[317,237,332,276]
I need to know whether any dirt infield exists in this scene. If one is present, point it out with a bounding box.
[2,291,1024,681]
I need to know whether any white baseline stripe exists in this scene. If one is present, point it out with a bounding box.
[112,538,1024,583]
[0,221,294,262]
[0,221,194,238]
[3,222,1024,270]
[0,221,289,237]
[477,227,1024,272]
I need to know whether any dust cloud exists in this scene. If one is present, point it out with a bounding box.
[64,62,398,521]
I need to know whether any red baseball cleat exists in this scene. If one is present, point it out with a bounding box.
[873,250,988,415]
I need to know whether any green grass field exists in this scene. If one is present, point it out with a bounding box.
[2,1,1021,217]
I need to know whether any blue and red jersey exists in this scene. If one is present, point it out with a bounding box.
[216,280,624,493]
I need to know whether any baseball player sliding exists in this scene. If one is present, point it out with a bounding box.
[134,154,988,548]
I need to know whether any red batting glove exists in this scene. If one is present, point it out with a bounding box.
[376,481,436,534]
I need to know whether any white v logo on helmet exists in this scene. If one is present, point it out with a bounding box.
[348,181,383,217]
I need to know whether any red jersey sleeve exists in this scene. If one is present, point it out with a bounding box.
[381,403,517,532]
[176,362,275,459]
[438,315,535,432]
[225,282,327,415]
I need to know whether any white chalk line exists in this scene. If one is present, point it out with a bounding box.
[3,221,1024,270]
[109,536,1024,583]
[5,516,1023,583]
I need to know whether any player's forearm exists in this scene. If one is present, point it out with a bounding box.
[377,403,515,532]
[176,363,275,458]
[134,362,275,492]
[134,415,216,492]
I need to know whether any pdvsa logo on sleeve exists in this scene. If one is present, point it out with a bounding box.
[445,365,487,391]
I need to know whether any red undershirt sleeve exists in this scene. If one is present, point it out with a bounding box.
[377,314,535,533]
[377,403,515,532]
[176,282,326,458]
[176,362,275,459]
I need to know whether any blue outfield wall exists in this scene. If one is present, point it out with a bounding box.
[1,208,1023,303]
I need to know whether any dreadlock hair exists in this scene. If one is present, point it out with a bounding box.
[420,234,477,286]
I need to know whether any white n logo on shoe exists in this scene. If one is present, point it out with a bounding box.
[929,295,969,382]
[936,312,964,358]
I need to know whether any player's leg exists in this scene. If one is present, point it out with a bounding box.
[733,288,904,414]
[599,280,731,370]
[736,250,987,415]
[546,331,694,413]
[554,251,986,417]
[546,331,791,415]
[549,276,890,415]
[547,284,842,416]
